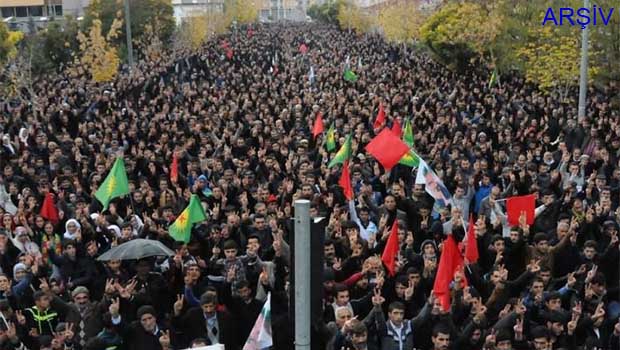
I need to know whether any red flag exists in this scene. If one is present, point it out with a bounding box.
[312,112,324,139]
[464,214,479,263]
[299,43,308,54]
[365,128,410,170]
[433,235,464,311]
[338,161,354,201]
[40,192,59,225]
[391,119,402,137]
[506,194,536,226]
[381,220,399,277]
[226,49,233,60]
[171,153,179,183]
[373,102,386,129]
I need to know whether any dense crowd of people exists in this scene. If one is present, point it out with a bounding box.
[0,22,619,350]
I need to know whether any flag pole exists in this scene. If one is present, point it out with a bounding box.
[127,192,137,216]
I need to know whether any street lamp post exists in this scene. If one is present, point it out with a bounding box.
[124,0,134,67]
[577,0,589,119]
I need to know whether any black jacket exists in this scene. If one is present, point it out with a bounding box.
[120,320,165,350]
[172,307,238,350]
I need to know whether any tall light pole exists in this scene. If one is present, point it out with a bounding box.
[293,200,311,350]
[577,0,589,119]
[124,0,134,67]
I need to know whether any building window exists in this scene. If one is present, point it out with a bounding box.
[55,5,62,15]
[15,6,28,17]
[1,7,15,18]
[30,6,43,16]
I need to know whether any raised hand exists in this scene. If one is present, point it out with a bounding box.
[108,297,120,317]
[515,298,527,316]
[371,288,385,306]
[173,294,184,316]
[593,302,605,320]
[374,270,385,289]
[159,329,171,349]
[527,259,541,273]
[473,301,487,324]
[498,303,512,319]
[567,313,578,335]
[5,321,17,341]
[513,317,524,340]
[484,329,496,348]
[64,322,75,340]
[567,272,577,289]
[15,310,26,326]
[120,279,138,299]
[404,280,415,301]
[585,265,598,284]
[332,257,342,271]
[104,278,116,296]
[226,265,237,283]
[259,266,269,286]
[39,278,50,293]
[572,300,582,317]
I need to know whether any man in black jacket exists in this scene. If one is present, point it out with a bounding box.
[220,280,262,342]
[172,292,237,349]
[110,298,166,350]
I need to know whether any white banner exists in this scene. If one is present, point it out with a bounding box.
[189,345,225,350]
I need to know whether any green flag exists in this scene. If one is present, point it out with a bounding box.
[343,69,358,82]
[488,68,498,89]
[95,157,130,211]
[328,134,352,168]
[169,194,208,243]
[398,118,419,167]
[399,149,420,167]
[325,124,336,152]
[403,118,414,147]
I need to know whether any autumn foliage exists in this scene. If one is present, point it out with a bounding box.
[76,18,123,82]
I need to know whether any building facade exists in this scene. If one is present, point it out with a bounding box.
[0,0,89,32]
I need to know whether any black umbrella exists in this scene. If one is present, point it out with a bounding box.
[97,239,174,261]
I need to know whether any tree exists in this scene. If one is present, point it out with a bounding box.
[177,12,231,50]
[377,1,424,43]
[589,0,619,81]
[420,2,502,69]
[0,22,24,67]
[337,1,371,33]
[75,18,123,82]
[24,17,80,74]
[84,0,175,48]
[224,0,259,24]
[307,0,340,25]
[0,41,43,117]
[517,24,598,98]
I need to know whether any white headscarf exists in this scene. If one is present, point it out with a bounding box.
[1,135,14,155]
[18,128,28,145]
[11,227,40,257]
[63,219,81,240]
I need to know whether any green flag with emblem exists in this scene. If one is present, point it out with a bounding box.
[95,158,130,211]
[169,194,208,243]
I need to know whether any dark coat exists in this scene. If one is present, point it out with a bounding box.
[172,307,238,350]
[121,320,165,350]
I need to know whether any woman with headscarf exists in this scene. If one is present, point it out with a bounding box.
[1,135,16,157]
[63,219,81,240]
[10,227,40,258]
